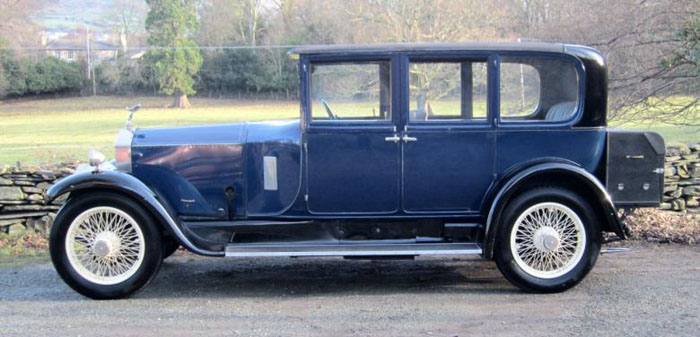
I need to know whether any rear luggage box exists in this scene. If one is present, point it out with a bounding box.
[606,130,665,207]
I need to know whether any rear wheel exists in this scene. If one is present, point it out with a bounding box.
[50,192,163,299]
[494,187,601,293]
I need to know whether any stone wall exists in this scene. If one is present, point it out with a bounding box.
[1,144,699,234]
[0,165,73,234]
[663,143,700,212]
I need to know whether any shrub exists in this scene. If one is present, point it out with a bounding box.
[196,48,298,98]
[0,52,83,98]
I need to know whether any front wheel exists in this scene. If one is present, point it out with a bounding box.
[50,192,163,299]
[162,238,180,259]
[494,187,601,293]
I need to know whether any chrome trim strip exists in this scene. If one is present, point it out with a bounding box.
[263,156,278,191]
[225,243,482,257]
[226,249,482,257]
[132,143,243,147]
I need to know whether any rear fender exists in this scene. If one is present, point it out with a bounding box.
[483,162,622,259]
[45,170,224,256]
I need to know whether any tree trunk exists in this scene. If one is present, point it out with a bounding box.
[172,95,191,109]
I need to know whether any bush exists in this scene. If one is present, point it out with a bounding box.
[92,56,158,95]
[197,48,298,98]
[94,62,120,94]
[0,52,83,99]
[0,64,8,97]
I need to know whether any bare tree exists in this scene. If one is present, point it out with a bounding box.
[0,0,43,50]
[199,0,264,47]
[510,0,699,125]
[108,0,149,52]
[343,0,515,43]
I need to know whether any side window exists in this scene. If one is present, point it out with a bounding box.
[409,61,488,121]
[499,57,579,123]
[310,61,391,121]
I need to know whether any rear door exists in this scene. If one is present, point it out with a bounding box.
[400,56,497,213]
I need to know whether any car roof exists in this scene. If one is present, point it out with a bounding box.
[288,42,570,55]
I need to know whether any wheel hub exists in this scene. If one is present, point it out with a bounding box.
[92,232,121,258]
[533,227,560,252]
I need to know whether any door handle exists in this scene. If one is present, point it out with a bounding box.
[385,134,400,143]
[402,135,418,143]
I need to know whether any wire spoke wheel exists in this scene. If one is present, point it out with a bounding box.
[509,202,586,279]
[65,206,146,285]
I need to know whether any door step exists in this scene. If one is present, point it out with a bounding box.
[225,242,482,258]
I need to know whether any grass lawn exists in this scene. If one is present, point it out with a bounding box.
[0,95,698,165]
[0,96,299,165]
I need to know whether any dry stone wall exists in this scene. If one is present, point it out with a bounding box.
[0,165,73,234]
[1,144,699,234]
[663,143,700,212]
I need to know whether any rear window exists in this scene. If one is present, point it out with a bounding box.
[500,57,579,123]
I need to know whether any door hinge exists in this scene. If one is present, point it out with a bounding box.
[653,168,664,174]
[304,194,309,202]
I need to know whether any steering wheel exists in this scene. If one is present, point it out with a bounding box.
[321,99,337,120]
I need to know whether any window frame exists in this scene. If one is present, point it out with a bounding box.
[401,50,498,131]
[406,57,491,124]
[306,56,397,127]
[496,52,586,128]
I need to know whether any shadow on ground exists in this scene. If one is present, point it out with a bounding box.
[0,254,515,302]
[142,255,515,299]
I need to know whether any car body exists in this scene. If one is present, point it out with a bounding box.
[46,43,665,298]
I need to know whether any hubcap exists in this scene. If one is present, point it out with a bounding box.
[509,202,586,279]
[92,232,121,257]
[534,227,560,252]
[65,206,146,285]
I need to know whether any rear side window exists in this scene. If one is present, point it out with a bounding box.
[500,57,579,123]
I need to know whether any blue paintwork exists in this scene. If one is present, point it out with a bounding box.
[131,120,301,219]
[46,44,632,255]
[128,48,614,222]
[495,129,607,175]
[306,125,400,214]
[402,127,495,212]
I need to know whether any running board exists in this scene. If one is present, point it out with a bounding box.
[225,243,482,258]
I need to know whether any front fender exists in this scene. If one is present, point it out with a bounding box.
[483,163,623,259]
[46,170,224,256]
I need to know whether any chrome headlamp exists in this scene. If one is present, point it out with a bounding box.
[88,149,106,167]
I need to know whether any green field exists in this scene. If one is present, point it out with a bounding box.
[0,96,299,165]
[0,95,698,165]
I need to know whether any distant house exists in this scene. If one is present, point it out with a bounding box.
[44,38,119,64]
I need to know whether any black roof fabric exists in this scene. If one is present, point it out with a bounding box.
[289,42,570,55]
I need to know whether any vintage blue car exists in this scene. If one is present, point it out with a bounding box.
[46,43,665,299]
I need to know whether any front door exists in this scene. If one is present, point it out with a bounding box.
[305,58,400,214]
[401,58,496,213]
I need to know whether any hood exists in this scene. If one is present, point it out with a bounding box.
[131,119,301,147]
[129,119,302,219]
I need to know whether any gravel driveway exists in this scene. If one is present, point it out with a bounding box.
[0,242,698,337]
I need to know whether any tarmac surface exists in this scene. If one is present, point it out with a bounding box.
[0,241,698,337]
